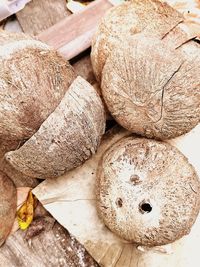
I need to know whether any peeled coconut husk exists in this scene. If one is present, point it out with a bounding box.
[5,76,106,179]
[91,0,184,82]
[0,30,75,158]
[0,171,17,247]
[101,35,200,139]
[96,136,200,246]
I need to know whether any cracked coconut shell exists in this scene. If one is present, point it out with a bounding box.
[0,171,16,247]
[5,76,106,179]
[91,0,183,82]
[96,136,200,246]
[0,30,75,158]
[101,35,200,139]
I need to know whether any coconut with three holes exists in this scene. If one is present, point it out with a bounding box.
[91,1,200,139]
[96,136,200,246]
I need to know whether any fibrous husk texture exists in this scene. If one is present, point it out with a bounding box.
[6,76,106,179]
[91,0,184,82]
[0,30,75,159]
[91,0,200,139]
[96,136,200,246]
[102,36,200,139]
[0,171,16,247]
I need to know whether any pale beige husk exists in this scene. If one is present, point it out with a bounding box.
[91,0,200,139]
[96,136,200,246]
[101,35,200,139]
[0,30,75,159]
[5,76,106,179]
[0,171,16,247]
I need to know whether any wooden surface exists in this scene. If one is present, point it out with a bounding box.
[16,0,70,35]
[37,0,113,60]
[0,223,98,267]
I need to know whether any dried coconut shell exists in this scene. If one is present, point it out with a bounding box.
[96,136,200,246]
[0,171,17,247]
[5,76,106,179]
[0,30,75,157]
[101,36,200,139]
[91,0,183,82]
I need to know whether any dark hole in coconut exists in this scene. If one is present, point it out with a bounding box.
[130,174,141,185]
[116,198,123,207]
[194,38,200,45]
[139,201,152,214]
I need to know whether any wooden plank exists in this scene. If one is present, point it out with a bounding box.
[0,203,99,267]
[0,223,99,267]
[16,0,71,35]
[37,0,113,60]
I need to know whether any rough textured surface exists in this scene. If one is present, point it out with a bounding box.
[91,0,183,82]
[0,171,17,247]
[0,30,75,158]
[96,136,200,246]
[6,76,106,179]
[102,36,200,139]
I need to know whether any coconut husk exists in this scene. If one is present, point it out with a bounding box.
[6,76,106,179]
[101,35,200,139]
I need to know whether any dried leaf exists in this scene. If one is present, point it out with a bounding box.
[17,191,37,230]
[11,187,32,234]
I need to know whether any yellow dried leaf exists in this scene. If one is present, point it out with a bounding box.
[17,191,37,230]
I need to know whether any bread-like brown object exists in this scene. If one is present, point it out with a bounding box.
[0,171,17,247]
[91,0,183,82]
[5,76,106,179]
[96,136,200,246]
[0,30,75,158]
[101,36,200,139]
